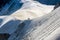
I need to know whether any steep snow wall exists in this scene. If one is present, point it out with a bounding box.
[44,27,60,40]
[8,7,60,40]
[0,0,60,40]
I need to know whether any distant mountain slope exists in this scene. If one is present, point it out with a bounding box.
[0,0,23,15]
[36,0,60,5]
[0,0,11,8]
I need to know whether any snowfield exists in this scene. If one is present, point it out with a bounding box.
[9,7,60,40]
[11,1,54,20]
[0,0,60,40]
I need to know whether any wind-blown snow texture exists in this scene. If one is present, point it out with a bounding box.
[8,7,60,40]
[0,0,60,40]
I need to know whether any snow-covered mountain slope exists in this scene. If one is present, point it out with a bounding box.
[11,1,54,20]
[44,27,60,40]
[8,7,60,40]
[0,0,55,20]
[0,0,60,40]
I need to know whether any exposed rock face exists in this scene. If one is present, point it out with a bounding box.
[0,33,10,40]
[54,3,60,10]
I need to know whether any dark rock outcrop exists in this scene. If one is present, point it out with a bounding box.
[0,33,10,40]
